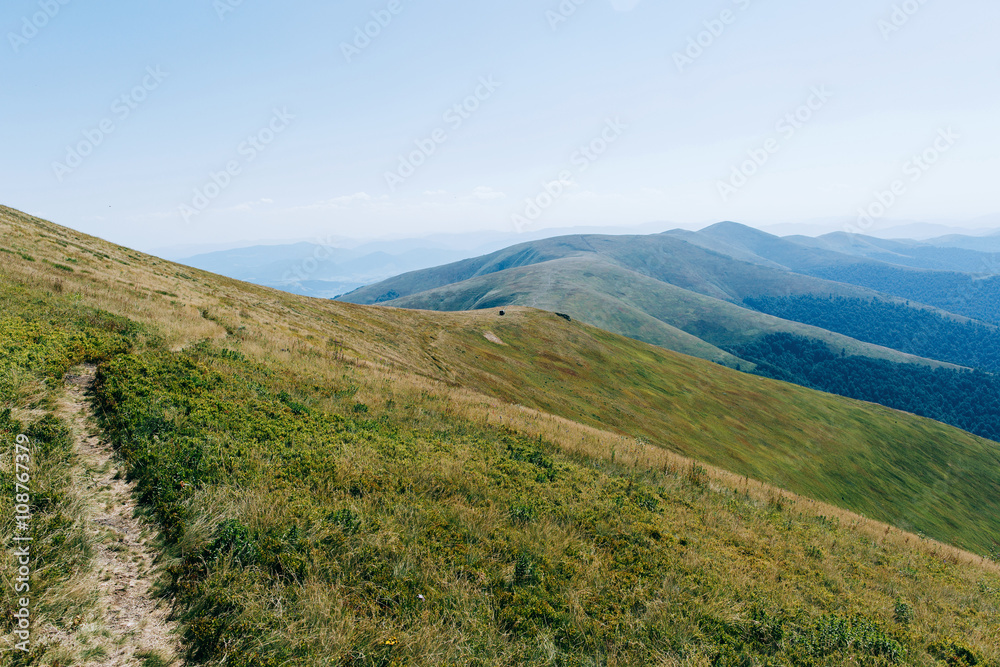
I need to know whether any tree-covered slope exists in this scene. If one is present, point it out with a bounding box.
[809,263,1000,325]
[729,332,1000,441]
[745,294,1000,372]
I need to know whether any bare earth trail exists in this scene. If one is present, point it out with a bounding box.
[46,365,179,666]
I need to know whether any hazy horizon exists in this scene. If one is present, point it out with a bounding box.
[143,216,995,261]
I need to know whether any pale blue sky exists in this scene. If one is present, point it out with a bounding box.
[2,0,998,251]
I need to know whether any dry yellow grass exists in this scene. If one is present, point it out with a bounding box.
[1,204,997,573]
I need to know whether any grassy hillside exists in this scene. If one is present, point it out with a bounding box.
[383,255,954,370]
[2,205,1000,665]
[411,309,1000,552]
[1,203,997,553]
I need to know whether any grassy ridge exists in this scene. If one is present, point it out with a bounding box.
[2,206,1000,664]
[339,232,877,306]
[382,255,954,369]
[383,256,746,366]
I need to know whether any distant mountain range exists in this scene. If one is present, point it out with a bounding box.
[174,222,682,299]
[176,221,1000,299]
[175,242,475,299]
[759,218,1000,240]
[338,222,1000,442]
[339,230,942,366]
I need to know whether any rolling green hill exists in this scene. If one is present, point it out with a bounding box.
[2,205,999,666]
[383,254,955,371]
[339,231,881,307]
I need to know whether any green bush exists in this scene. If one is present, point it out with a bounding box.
[208,519,260,566]
[893,599,914,626]
[928,639,981,666]
[791,615,902,664]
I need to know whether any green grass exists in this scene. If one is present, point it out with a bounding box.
[42,259,74,272]
[89,337,1000,665]
[422,311,1000,556]
[81,645,109,660]
[136,650,173,667]
[2,204,1000,665]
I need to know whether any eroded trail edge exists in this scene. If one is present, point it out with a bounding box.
[46,364,179,666]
